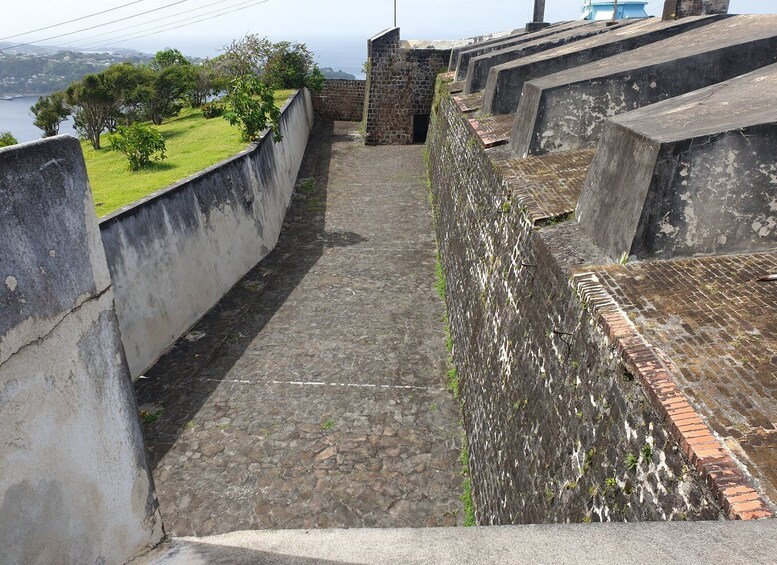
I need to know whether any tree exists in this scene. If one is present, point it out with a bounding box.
[0,132,18,147]
[222,75,281,142]
[31,92,71,137]
[262,42,316,90]
[141,65,195,124]
[150,48,190,71]
[186,60,221,108]
[65,72,117,149]
[218,34,273,78]
[109,123,166,170]
[102,63,153,128]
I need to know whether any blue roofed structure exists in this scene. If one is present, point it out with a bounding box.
[582,1,649,20]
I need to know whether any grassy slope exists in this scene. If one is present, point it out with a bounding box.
[85,89,295,216]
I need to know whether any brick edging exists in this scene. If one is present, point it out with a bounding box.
[573,272,773,520]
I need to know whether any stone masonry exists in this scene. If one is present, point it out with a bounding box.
[135,120,463,536]
[311,79,366,122]
[427,87,722,524]
[365,28,451,145]
[663,0,730,19]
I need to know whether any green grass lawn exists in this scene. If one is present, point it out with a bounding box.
[84,89,295,216]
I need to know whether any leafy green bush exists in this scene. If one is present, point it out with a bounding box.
[202,102,224,119]
[0,131,18,147]
[109,123,167,170]
[222,75,281,142]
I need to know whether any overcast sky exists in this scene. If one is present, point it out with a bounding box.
[1,0,775,72]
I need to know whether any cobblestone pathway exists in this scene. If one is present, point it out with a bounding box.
[135,121,463,537]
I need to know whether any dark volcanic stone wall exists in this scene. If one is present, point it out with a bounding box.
[426,88,721,524]
[311,79,366,121]
[365,28,450,145]
[663,0,730,18]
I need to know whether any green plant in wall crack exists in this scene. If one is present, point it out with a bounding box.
[641,443,653,461]
[625,453,639,472]
[140,408,164,425]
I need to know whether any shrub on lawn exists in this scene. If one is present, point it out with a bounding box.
[222,75,281,142]
[202,102,224,119]
[0,132,18,147]
[109,123,167,171]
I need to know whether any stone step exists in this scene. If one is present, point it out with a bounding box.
[576,63,777,261]
[454,20,593,82]
[510,14,777,157]
[481,15,722,115]
[463,20,629,94]
[138,520,777,564]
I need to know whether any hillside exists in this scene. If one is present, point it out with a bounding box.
[0,48,153,96]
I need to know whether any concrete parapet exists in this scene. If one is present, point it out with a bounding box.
[510,15,777,157]
[448,30,525,71]
[100,90,314,378]
[481,15,721,115]
[454,21,591,82]
[0,136,163,564]
[463,21,617,94]
[577,63,777,261]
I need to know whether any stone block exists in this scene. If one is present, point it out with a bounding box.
[576,63,777,260]
[510,15,777,157]
[482,15,721,115]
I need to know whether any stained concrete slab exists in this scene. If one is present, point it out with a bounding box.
[134,121,462,537]
[577,63,777,260]
[481,15,722,115]
[454,20,593,82]
[447,29,524,71]
[463,20,624,94]
[510,14,777,157]
[139,520,777,565]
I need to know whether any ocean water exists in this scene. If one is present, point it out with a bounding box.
[0,96,77,143]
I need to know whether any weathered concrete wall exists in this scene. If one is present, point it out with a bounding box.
[0,136,164,564]
[448,30,526,72]
[426,88,720,524]
[663,0,730,18]
[510,15,777,157]
[101,89,314,379]
[577,64,777,261]
[481,16,721,115]
[464,21,614,94]
[454,22,592,82]
[365,28,450,145]
[311,79,366,121]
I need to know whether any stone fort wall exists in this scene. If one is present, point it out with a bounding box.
[364,28,451,145]
[311,79,366,122]
[427,85,722,524]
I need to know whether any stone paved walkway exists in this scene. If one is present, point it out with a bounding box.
[135,121,463,537]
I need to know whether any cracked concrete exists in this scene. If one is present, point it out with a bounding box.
[135,120,463,536]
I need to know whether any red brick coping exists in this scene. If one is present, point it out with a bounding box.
[573,272,773,520]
